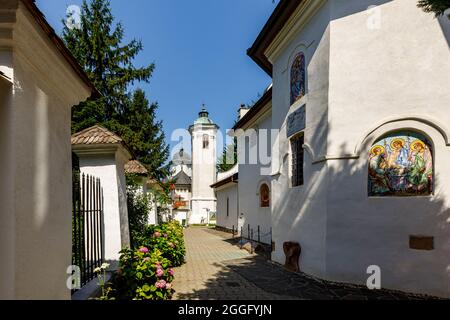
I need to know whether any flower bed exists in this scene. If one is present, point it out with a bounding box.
[134,221,186,267]
[112,248,174,300]
[100,221,185,300]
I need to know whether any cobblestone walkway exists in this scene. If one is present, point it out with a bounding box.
[172,227,296,300]
[173,227,438,300]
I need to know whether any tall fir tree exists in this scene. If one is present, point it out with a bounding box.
[418,0,450,17]
[116,89,169,178]
[217,139,238,173]
[63,0,169,177]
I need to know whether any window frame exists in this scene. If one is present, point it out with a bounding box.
[291,133,305,188]
[203,134,209,149]
[260,183,270,208]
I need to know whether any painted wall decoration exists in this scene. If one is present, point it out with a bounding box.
[368,131,433,196]
[290,52,306,105]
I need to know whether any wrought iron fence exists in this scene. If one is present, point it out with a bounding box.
[72,172,105,291]
[232,224,273,254]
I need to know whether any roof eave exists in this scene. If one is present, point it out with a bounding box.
[22,0,100,98]
[211,173,239,189]
[247,0,303,77]
[233,87,272,130]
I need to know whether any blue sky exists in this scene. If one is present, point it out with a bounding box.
[36,0,275,154]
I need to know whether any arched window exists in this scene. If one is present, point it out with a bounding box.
[368,131,433,197]
[203,134,209,149]
[260,184,270,208]
[290,52,306,105]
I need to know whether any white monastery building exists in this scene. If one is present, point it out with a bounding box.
[170,108,218,225]
[213,0,450,298]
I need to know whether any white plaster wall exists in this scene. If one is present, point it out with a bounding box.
[328,0,450,157]
[216,184,239,231]
[269,0,450,296]
[270,1,331,278]
[172,210,188,226]
[0,3,91,299]
[319,0,450,297]
[239,114,273,239]
[190,200,217,225]
[78,153,130,264]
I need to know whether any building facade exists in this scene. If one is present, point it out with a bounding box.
[215,0,450,297]
[0,0,96,299]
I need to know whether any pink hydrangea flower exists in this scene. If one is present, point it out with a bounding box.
[154,232,161,238]
[165,283,172,290]
[163,233,168,238]
[168,268,174,276]
[139,247,149,253]
[143,257,151,262]
[156,280,167,289]
[156,268,164,278]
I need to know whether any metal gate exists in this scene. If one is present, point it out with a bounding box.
[72,171,105,290]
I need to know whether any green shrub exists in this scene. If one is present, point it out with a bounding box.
[113,247,174,300]
[137,221,186,267]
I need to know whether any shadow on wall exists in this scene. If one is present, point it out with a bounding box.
[272,130,450,296]
[0,71,73,299]
[438,14,450,48]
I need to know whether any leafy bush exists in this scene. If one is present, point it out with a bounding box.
[136,221,186,267]
[113,248,174,300]
[126,174,153,248]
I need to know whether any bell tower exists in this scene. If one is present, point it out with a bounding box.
[189,106,218,224]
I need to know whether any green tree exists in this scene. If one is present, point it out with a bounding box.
[217,139,238,173]
[63,0,168,176]
[114,89,169,178]
[418,0,450,17]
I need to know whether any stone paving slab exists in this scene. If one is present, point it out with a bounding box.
[173,227,440,301]
[172,227,298,300]
[223,257,440,300]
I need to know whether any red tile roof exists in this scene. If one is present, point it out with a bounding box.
[71,125,123,145]
[125,160,148,175]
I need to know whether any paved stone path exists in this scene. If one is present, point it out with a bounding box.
[172,227,296,300]
[173,227,438,300]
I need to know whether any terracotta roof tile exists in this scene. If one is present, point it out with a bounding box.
[71,125,123,145]
[125,160,148,175]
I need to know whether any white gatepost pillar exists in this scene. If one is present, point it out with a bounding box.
[72,126,132,268]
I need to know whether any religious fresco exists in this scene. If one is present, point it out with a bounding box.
[368,131,433,197]
[290,52,306,105]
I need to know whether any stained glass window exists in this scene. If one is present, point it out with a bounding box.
[368,131,433,197]
[290,52,306,105]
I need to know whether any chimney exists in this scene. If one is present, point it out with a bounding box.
[238,104,250,120]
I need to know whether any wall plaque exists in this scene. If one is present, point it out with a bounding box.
[287,105,306,138]
[410,235,434,251]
